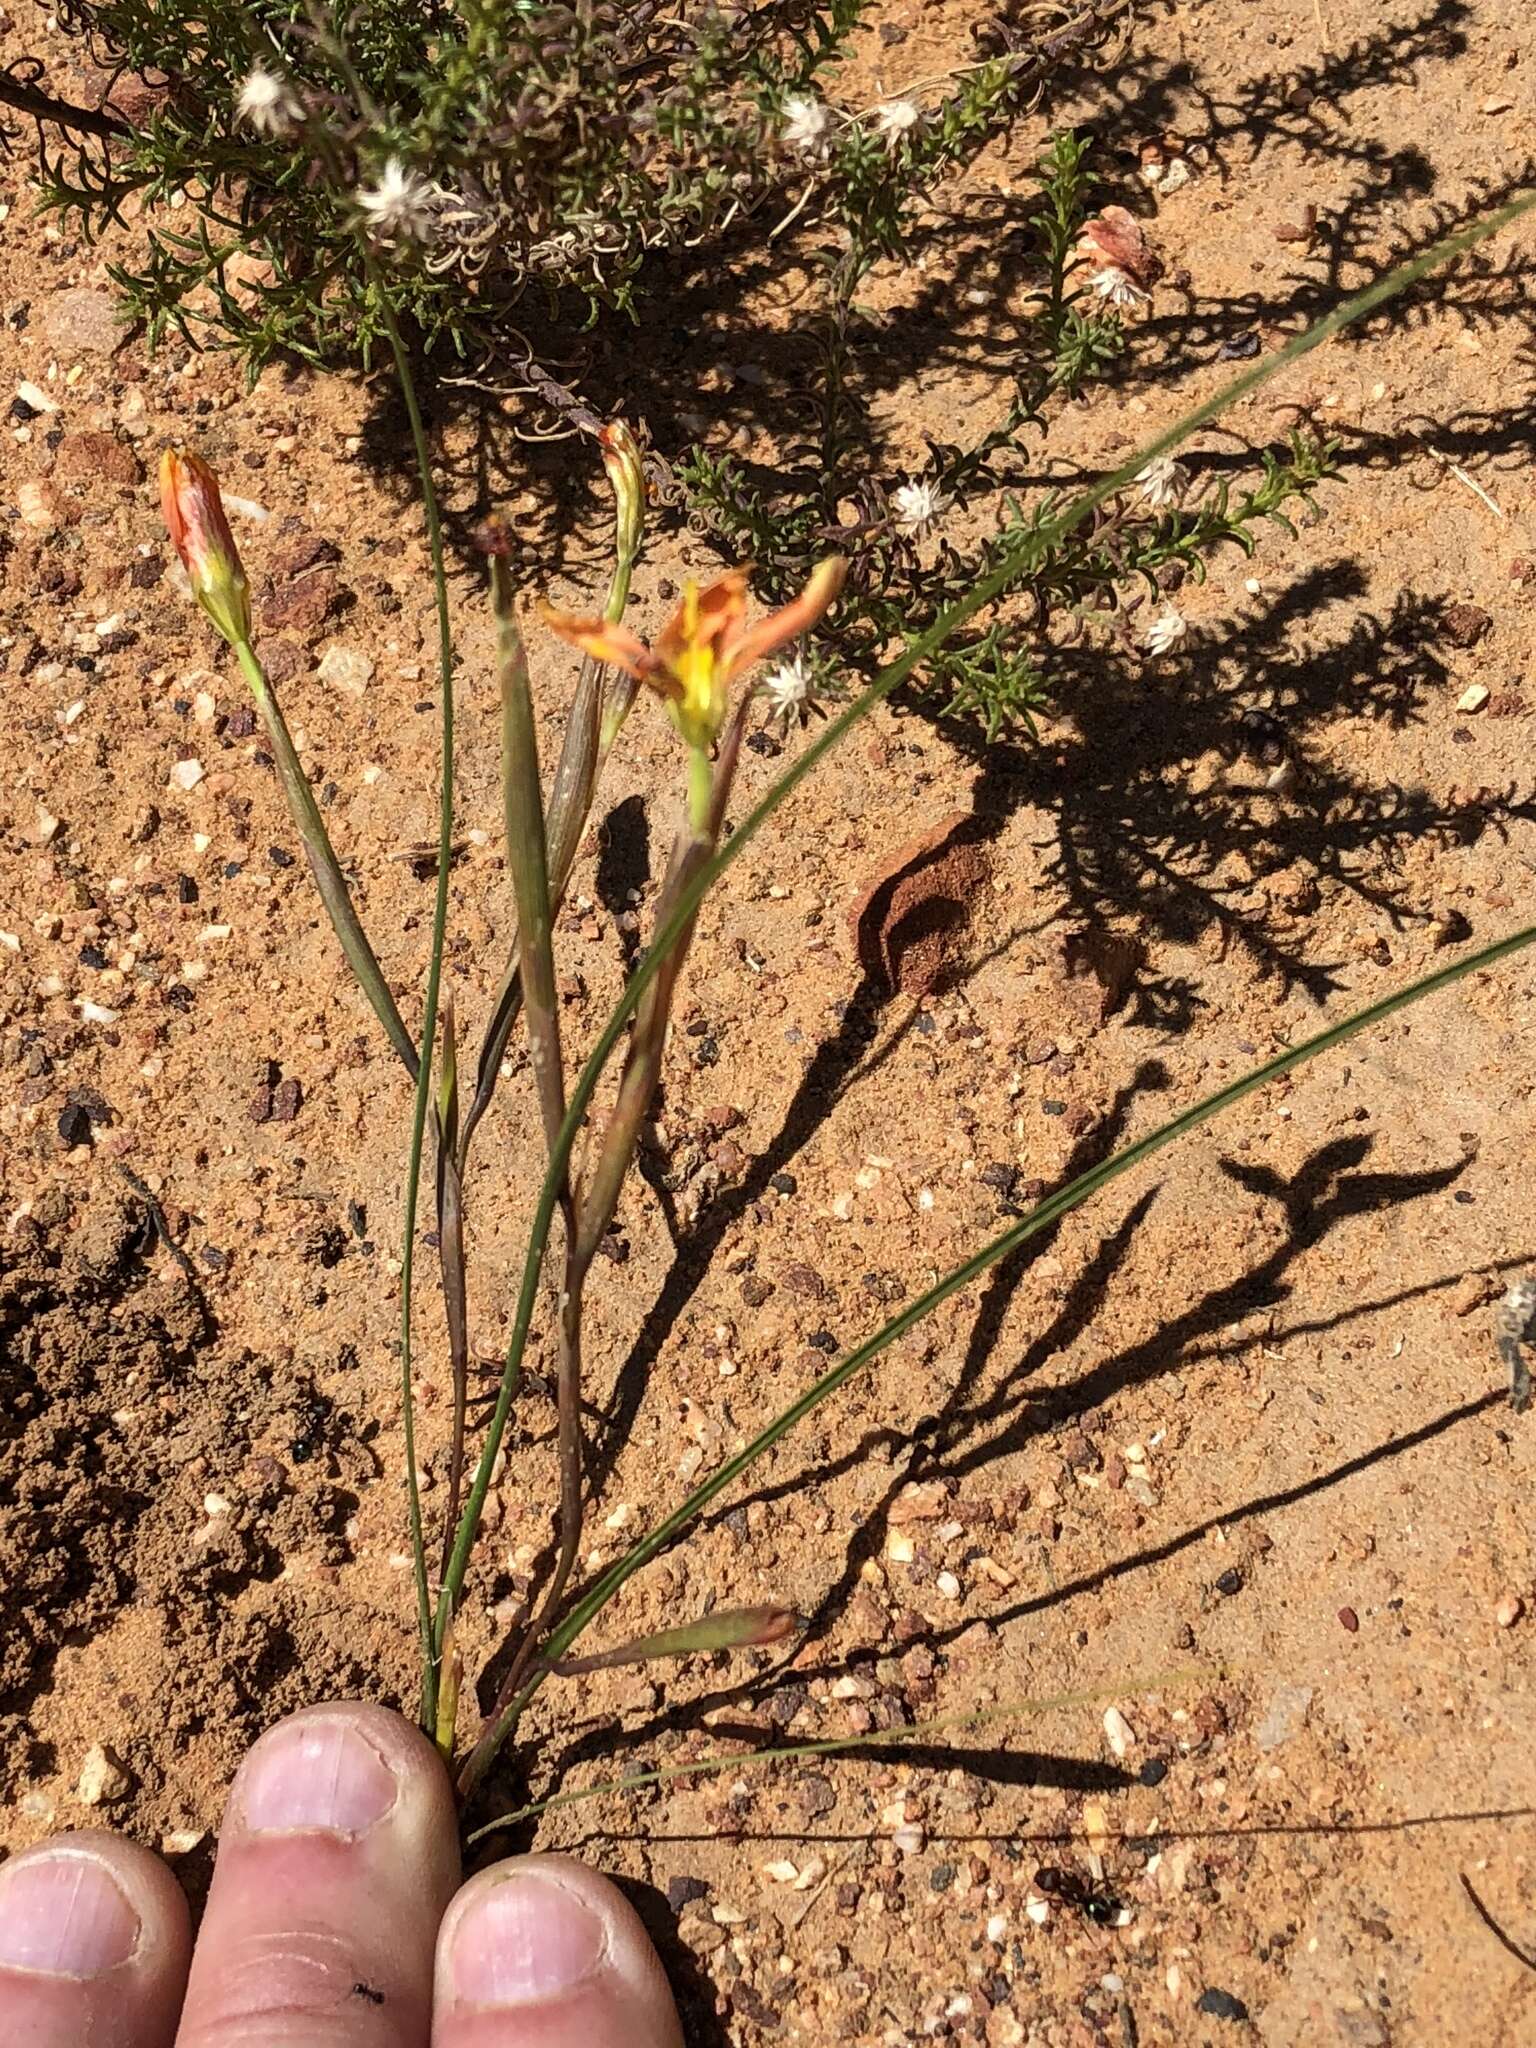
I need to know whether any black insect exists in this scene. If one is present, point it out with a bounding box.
[1033,1864,1123,1925]
[352,1981,385,2005]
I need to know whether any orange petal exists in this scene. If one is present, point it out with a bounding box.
[539,606,654,678]
[654,567,750,671]
[724,557,846,680]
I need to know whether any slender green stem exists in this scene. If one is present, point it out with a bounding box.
[235,624,433,1689]
[367,275,457,1731]
[441,184,1536,1770]
[687,744,713,834]
[435,999,470,1583]
[233,641,418,1075]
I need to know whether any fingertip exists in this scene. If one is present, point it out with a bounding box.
[176,1700,459,2048]
[435,1852,682,2048]
[228,1699,457,1864]
[0,1830,191,2048]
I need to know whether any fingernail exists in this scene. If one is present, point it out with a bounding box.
[237,1715,398,1837]
[448,1872,606,2008]
[0,1851,140,1979]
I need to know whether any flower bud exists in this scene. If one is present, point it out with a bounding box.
[599,420,646,567]
[159,449,253,648]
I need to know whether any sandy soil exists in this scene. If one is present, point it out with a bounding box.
[3,1,1536,2042]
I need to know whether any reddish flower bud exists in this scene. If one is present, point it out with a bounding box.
[159,448,253,648]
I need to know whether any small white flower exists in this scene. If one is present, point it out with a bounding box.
[760,652,814,722]
[1091,265,1149,310]
[355,158,437,244]
[1144,607,1187,656]
[874,98,922,144]
[1136,454,1188,509]
[781,94,831,158]
[892,476,949,537]
[237,64,301,140]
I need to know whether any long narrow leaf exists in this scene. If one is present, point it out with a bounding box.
[467,1667,1210,1843]
[436,186,1536,1686]
[491,544,567,1158]
[540,925,1535,1673]
[457,920,1535,1790]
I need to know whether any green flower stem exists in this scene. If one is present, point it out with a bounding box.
[365,274,458,1733]
[234,639,418,1075]
[687,744,714,835]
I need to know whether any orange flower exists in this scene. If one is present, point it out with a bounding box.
[544,558,844,753]
[159,449,253,648]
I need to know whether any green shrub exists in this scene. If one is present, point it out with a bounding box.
[35,1,1329,730]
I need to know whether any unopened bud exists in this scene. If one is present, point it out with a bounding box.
[159,449,253,649]
[599,420,646,566]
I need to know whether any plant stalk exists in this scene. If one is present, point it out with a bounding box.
[442,183,1536,1781]
[234,640,418,1076]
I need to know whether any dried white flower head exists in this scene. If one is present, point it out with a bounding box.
[356,158,437,244]
[781,94,831,158]
[237,64,302,140]
[892,476,949,537]
[760,652,815,723]
[1091,265,1149,310]
[1144,607,1187,656]
[1136,454,1188,509]
[874,98,922,143]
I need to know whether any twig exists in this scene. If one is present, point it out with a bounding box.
[1460,1872,1536,1972]
[1413,432,1507,520]
[0,70,128,142]
[114,1163,199,1284]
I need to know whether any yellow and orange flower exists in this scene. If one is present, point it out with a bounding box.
[543,558,844,754]
[159,448,252,649]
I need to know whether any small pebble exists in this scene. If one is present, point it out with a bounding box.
[318,644,376,696]
[1456,683,1490,714]
[1103,1707,1136,1759]
[1337,1606,1359,1633]
[1494,1594,1523,1628]
[76,1743,131,1806]
[57,1104,93,1147]
[1196,1987,1249,2022]
[169,758,205,792]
